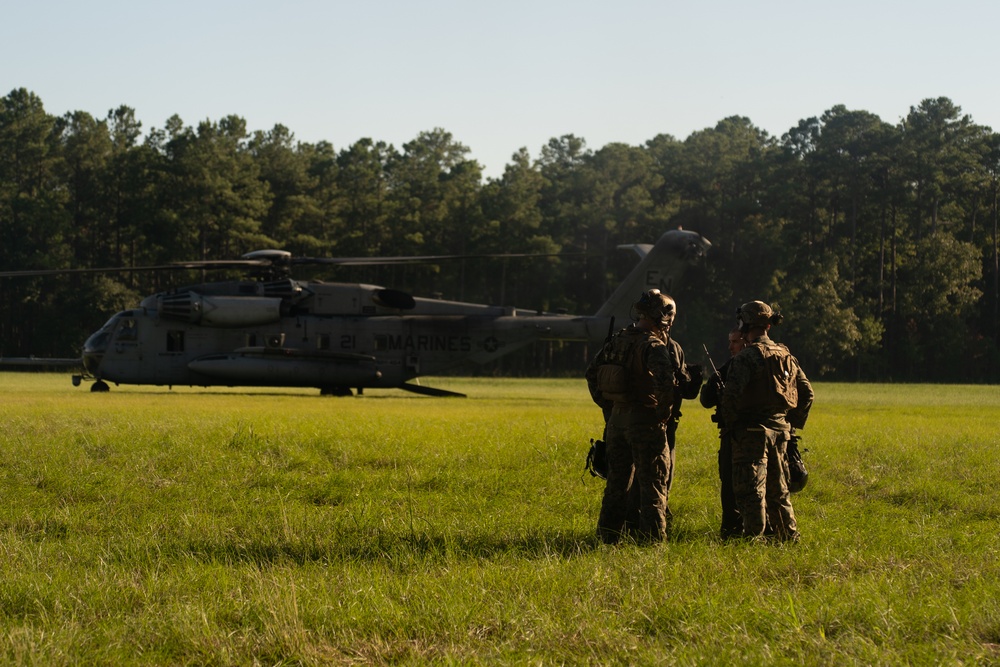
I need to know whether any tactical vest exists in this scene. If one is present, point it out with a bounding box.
[737,340,799,412]
[595,328,660,406]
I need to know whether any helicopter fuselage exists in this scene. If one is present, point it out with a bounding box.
[81,282,608,392]
[74,228,711,395]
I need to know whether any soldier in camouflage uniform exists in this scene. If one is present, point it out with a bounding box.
[585,290,699,544]
[658,328,704,497]
[720,301,813,542]
[699,327,746,539]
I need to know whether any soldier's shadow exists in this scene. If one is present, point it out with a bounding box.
[171,526,711,567]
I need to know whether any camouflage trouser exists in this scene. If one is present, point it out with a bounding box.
[598,409,671,544]
[665,419,679,494]
[731,427,797,540]
[718,432,741,538]
[625,418,679,527]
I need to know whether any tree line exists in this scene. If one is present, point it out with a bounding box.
[2,88,998,382]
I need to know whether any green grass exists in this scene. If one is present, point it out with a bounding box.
[1,373,999,665]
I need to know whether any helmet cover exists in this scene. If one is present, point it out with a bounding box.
[635,289,676,328]
[736,300,783,330]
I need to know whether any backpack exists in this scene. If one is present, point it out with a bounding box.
[593,330,656,403]
[758,342,799,410]
[595,363,628,397]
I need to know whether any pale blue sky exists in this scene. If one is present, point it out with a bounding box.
[4,0,997,178]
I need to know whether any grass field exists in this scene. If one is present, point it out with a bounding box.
[1,373,999,665]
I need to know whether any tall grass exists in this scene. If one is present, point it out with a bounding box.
[1,373,998,664]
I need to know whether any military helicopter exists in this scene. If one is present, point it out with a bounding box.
[0,229,709,396]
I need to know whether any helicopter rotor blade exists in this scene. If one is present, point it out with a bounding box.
[0,259,271,279]
[292,252,579,267]
[0,252,586,279]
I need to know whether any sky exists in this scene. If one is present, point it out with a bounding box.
[3,0,999,179]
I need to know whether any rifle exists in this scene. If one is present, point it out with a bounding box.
[703,343,723,388]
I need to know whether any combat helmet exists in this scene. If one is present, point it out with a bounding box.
[736,300,783,332]
[635,289,676,329]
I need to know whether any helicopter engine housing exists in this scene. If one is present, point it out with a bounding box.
[157,293,282,327]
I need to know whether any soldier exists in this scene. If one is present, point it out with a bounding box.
[720,301,813,542]
[585,289,700,544]
[658,323,704,498]
[699,327,746,539]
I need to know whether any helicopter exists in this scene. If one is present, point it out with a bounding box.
[0,228,710,396]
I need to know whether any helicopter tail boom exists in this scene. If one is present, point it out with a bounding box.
[595,228,710,324]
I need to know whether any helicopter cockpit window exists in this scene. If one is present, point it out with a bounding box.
[116,318,137,341]
[166,330,185,352]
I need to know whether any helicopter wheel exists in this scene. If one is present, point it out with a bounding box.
[91,380,110,393]
[319,386,353,397]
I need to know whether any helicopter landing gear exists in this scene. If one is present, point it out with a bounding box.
[319,386,353,397]
[90,380,110,393]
